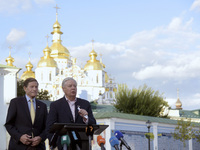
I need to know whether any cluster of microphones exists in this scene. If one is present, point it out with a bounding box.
[59,130,131,150]
[97,130,132,150]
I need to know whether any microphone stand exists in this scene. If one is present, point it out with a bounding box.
[86,125,94,150]
[63,144,67,150]
[88,135,92,150]
[120,142,123,150]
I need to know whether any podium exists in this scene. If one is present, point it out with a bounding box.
[49,123,108,150]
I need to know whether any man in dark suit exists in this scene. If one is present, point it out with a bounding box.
[46,77,96,150]
[5,78,48,150]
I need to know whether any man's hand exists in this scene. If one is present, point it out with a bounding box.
[30,136,42,146]
[20,134,32,145]
[78,109,88,118]
[78,108,88,122]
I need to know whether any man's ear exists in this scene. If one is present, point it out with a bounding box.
[23,86,26,92]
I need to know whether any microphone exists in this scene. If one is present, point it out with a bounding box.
[77,105,88,119]
[97,135,106,150]
[109,136,119,150]
[72,131,81,150]
[114,130,131,150]
[61,135,71,150]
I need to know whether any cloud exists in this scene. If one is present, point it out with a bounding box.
[0,0,55,14]
[6,28,26,44]
[132,54,200,80]
[106,17,200,81]
[168,17,182,30]
[0,0,32,14]
[190,0,200,11]
[34,0,55,6]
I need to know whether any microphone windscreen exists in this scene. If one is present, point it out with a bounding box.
[61,135,71,146]
[97,135,105,146]
[114,130,123,140]
[109,136,119,147]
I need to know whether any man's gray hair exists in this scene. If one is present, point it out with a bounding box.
[62,77,77,88]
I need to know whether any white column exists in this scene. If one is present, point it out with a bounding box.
[189,138,193,150]
[104,118,115,150]
[152,123,158,150]
[0,67,20,150]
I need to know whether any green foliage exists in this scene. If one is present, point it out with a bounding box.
[172,118,196,147]
[145,133,154,140]
[36,89,51,100]
[17,79,25,96]
[114,84,169,117]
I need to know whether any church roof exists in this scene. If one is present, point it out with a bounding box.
[84,49,103,71]
[0,64,19,69]
[179,110,200,118]
[37,45,57,68]
[93,104,200,126]
[50,12,70,59]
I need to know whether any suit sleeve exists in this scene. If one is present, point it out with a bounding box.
[46,102,58,141]
[4,99,23,142]
[87,102,96,125]
[39,103,48,142]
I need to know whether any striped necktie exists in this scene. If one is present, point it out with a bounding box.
[30,99,35,124]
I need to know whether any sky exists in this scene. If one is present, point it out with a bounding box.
[1,0,200,110]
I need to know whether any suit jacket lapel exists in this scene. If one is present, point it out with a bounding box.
[34,99,41,125]
[75,98,80,122]
[61,97,74,123]
[22,96,32,124]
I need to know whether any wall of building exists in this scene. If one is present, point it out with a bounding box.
[94,118,200,150]
[0,67,20,150]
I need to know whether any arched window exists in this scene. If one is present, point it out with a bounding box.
[96,74,99,83]
[49,72,52,81]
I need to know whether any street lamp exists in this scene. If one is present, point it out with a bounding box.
[146,120,151,150]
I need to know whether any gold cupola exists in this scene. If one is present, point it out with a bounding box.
[84,41,103,71]
[50,8,70,59]
[84,49,103,70]
[175,88,182,110]
[21,53,35,80]
[37,44,57,68]
[6,50,15,67]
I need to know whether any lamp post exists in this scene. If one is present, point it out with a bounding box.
[146,120,151,150]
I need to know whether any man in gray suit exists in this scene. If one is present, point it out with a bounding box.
[5,78,47,150]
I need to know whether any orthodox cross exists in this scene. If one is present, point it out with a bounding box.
[91,39,95,50]
[45,34,49,45]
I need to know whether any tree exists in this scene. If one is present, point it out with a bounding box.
[36,89,51,100]
[17,79,50,100]
[114,84,169,117]
[17,79,25,96]
[172,118,196,148]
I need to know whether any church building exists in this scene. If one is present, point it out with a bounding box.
[20,9,117,103]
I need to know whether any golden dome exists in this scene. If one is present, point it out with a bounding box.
[176,98,182,110]
[84,50,103,70]
[37,45,57,68]
[51,20,63,34]
[21,61,35,80]
[50,15,70,59]
[50,42,70,59]
[6,53,15,67]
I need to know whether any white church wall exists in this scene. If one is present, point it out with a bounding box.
[0,67,20,150]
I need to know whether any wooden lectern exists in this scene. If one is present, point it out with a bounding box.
[49,123,108,150]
